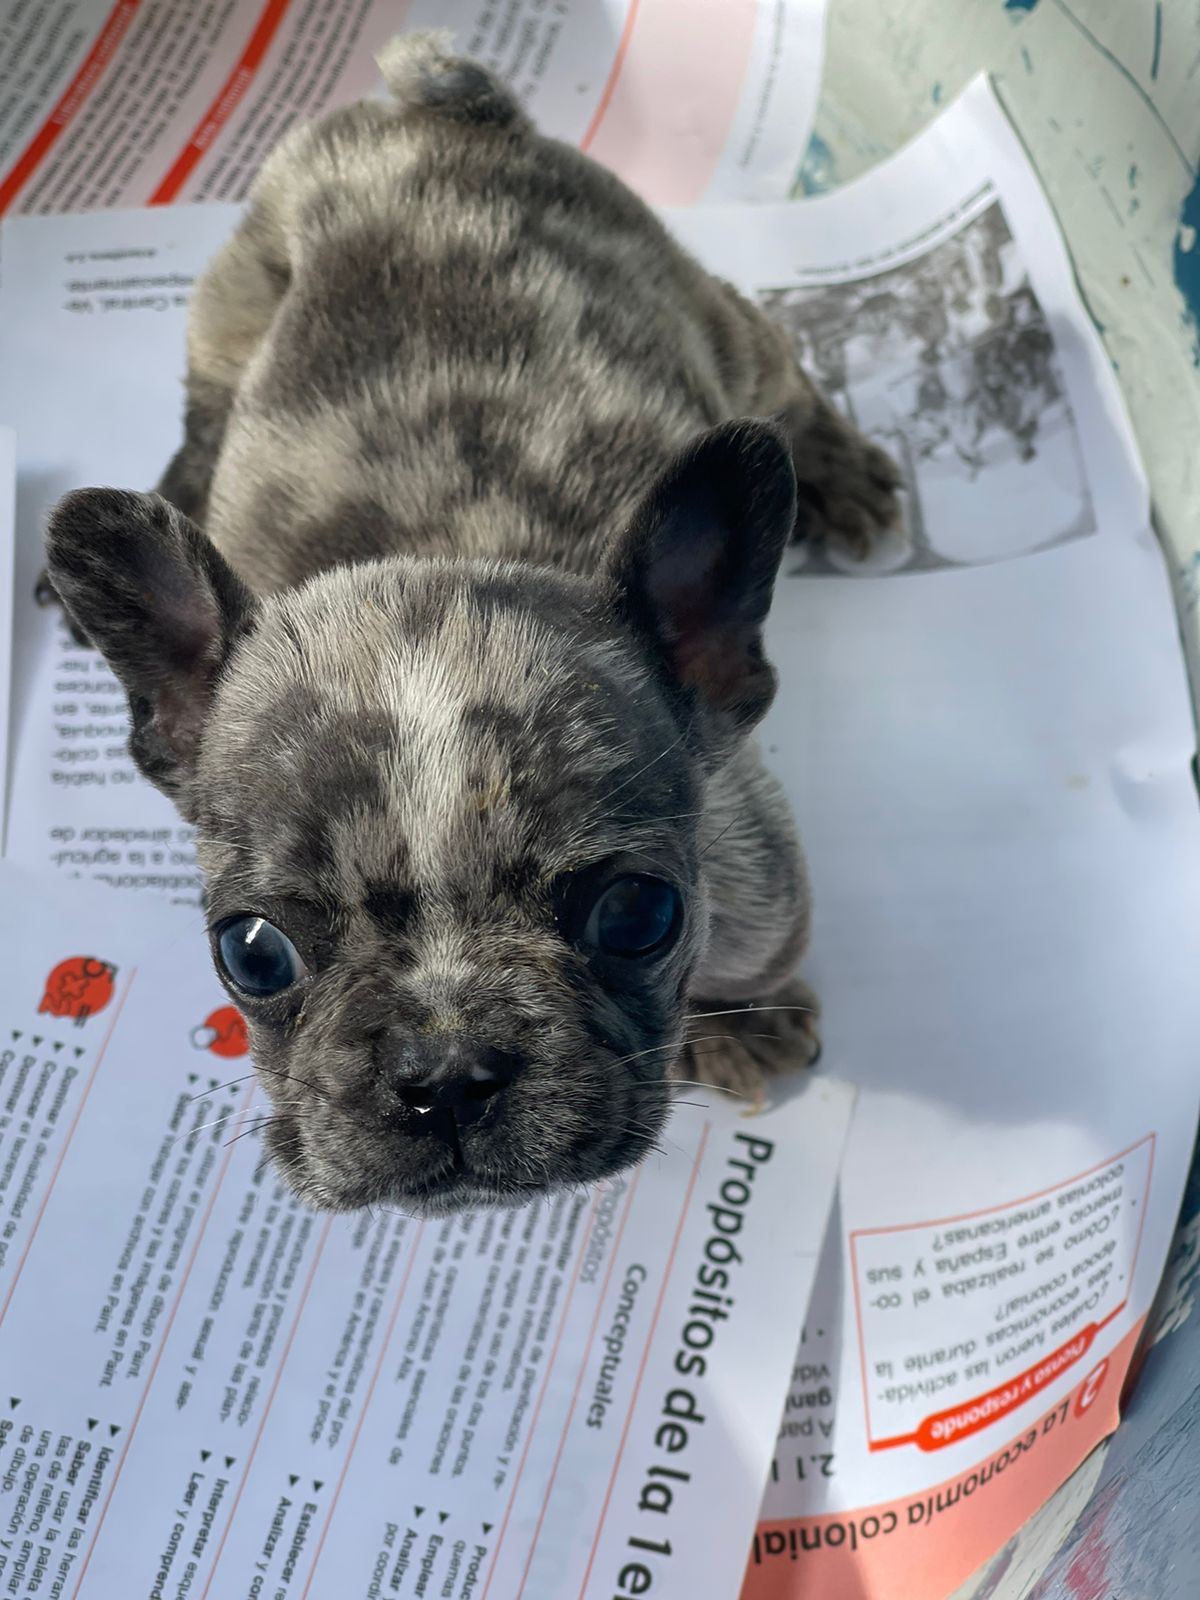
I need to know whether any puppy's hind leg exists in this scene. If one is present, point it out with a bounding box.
[675,979,822,1112]
[716,280,905,566]
[156,192,294,525]
[779,385,906,567]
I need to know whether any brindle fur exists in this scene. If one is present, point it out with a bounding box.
[45,34,899,1214]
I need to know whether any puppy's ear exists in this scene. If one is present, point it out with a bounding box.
[608,419,796,736]
[45,488,257,805]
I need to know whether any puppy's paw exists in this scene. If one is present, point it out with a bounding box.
[672,980,821,1114]
[786,390,907,568]
[34,568,92,648]
[813,436,905,566]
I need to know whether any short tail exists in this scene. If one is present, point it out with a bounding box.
[375,31,530,131]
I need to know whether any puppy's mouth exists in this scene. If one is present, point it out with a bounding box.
[265,1100,666,1216]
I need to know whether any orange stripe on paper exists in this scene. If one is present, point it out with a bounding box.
[0,0,142,216]
[850,1133,1156,1453]
[480,1188,606,1600]
[0,969,135,1327]
[742,1322,1143,1600]
[69,1085,257,1598]
[573,1123,713,1598]
[148,0,293,205]
[515,1167,645,1595]
[580,0,642,152]
[298,1222,427,1599]
[875,1317,1111,1454]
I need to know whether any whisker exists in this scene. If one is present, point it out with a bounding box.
[685,1033,779,1049]
[611,1028,783,1073]
[687,1004,815,1022]
[253,1061,330,1099]
[180,1095,309,1149]
[698,817,740,859]
[605,1040,681,1072]
[609,809,707,825]
[189,1072,255,1102]
[668,1077,751,1102]
[257,1134,302,1181]
[623,852,680,881]
[623,1118,688,1161]
[592,726,690,810]
[224,1118,271,1149]
[175,1106,270,1144]
[188,1061,330,1103]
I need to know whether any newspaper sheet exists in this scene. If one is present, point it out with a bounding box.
[2,73,1199,1600]
[0,428,13,855]
[0,200,238,896]
[668,81,1200,1599]
[0,0,827,215]
[0,861,853,1599]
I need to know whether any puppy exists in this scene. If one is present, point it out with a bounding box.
[45,34,898,1215]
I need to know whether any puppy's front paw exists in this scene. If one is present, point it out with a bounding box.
[35,568,92,647]
[672,980,820,1113]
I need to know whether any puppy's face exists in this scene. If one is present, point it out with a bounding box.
[46,421,795,1213]
[194,565,701,1212]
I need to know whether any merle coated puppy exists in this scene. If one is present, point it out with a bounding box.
[45,34,898,1214]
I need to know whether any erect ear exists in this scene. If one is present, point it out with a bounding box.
[607,419,797,737]
[45,488,257,806]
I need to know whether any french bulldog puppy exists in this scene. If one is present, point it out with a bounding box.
[45,34,899,1215]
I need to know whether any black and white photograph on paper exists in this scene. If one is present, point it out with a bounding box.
[760,202,1096,576]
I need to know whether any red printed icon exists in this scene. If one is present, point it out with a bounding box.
[38,957,117,1025]
[1074,1358,1110,1419]
[190,1005,249,1059]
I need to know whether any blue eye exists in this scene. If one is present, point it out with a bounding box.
[216,916,305,997]
[584,876,682,958]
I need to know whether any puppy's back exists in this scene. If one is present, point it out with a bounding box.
[187,34,797,593]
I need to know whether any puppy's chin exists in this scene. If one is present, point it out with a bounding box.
[374,1171,568,1219]
[262,1104,665,1217]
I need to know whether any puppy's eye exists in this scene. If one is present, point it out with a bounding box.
[583,876,682,959]
[216,916,306,997]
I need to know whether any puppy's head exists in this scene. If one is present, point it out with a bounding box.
[46,420,795,1213]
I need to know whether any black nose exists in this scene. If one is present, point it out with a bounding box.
[393,1042,520,1128]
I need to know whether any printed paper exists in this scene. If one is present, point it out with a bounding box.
[0,427,13,855]
[3,73,1199,1600]
[0,863,853,1598]
[662,81,1200,1597]
[0,0,827,216]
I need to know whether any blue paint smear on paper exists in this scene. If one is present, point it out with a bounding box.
[1053,0,1192,171]
[1151,1,1163,79]
[798,132,838,197]
[931,81,943,105]
[1175,172,1200,365]
[1004,0,1040,13]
